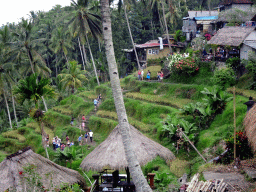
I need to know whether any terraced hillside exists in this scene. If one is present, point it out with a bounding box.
[0,75,252,190]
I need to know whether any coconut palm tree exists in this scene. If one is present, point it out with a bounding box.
[14,73,55,109]
[68,0,102,86]
[58,60,88,94]
[100,1,152,191]
[50,26,73,65]
[11,19,51,111]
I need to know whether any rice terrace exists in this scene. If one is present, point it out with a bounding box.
[0,0,256,191]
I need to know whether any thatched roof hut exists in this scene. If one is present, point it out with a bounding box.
[0,147,86,191]
[80,125,175,171]
[208,26,255,47]
[244,104,256,152]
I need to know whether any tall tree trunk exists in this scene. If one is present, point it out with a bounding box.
[41,96,48,111]
[85,32,100,86]
[124,5,141,70]
[27,50,35,74]
[64,52,69,65]
[3,90,12,129]
[100,1,152,191]
[98,38,102,52]
[10,85,18,128]
[82,45,88,66]
[56,55,58,78]
[208,0,211,16]
[161,0,172,54]
[151,20,154,40]
[78,37,86,71]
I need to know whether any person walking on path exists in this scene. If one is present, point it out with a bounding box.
[81,121,85,130]
[84,132,88,143]
[138,70,141,80]
[98,94,102,102]
[82,115,86,122]
[70,117,74,126]
[88,130,93,142]
[78,135,82,145]
[146,70,151,81]
[141,70,144,80]
[52,137,56,150]
[94,98,99,110]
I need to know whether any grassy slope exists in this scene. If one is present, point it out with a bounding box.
[0,70,254,189]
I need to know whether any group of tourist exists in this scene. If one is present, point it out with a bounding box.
[78,130,93,145]
[138,69,164,82]
[138,70,152,81]
[52,136,74,151]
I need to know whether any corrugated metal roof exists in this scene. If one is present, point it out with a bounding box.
[135,43,169,48]
[187,11,218,19]
[194,16,218,20]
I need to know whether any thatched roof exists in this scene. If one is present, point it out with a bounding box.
[80,125,175,171]
[244,104,256,151]
[207,26,255,46]
[0,147,86,191]
[216,9,256,22]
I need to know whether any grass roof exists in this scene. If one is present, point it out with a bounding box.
[80,124,175,171]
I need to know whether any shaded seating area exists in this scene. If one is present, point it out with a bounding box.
[80,124,175,192]
[93,168,135,192]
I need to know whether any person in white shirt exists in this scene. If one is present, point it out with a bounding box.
[141,70,144,80]
[88,130,93,142]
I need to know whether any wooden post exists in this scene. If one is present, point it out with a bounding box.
[233,86,236,160]
[177,127,207,163]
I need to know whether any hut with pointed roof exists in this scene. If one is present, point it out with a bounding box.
[244,104,256,152]
[80,125,175,171]
[0,147,86,191]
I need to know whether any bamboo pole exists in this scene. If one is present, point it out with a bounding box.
[177,127,207,163]
[233,86,236,160]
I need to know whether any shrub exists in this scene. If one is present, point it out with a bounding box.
[17,127,31,135]
[170,159,190,177]
[225,131,253,161]
[213,68,236,89]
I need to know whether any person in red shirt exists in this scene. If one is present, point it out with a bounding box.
[138,70,141,80]
[82,115,85,122]
[160,71,164,82]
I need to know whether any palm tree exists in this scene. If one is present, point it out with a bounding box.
[68,0,102,86]
[11,19,51,111]
[58,60,88,94]
[50,26,73,65]
[100,1,152,191]
[14,73,55,109]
